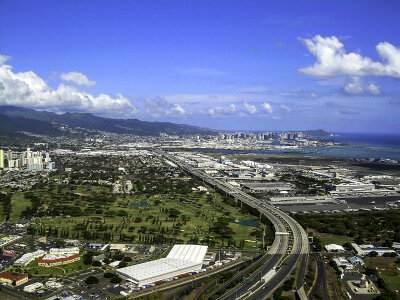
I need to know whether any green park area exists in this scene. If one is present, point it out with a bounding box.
[12,256,92,277]
[366,257,400,291]
[3,174,273,249]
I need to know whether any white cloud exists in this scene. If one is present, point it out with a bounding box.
[366,83,380,95]
[0,55,137,117]
[343,77,380,95]
[244,102,257,114]
[299,35,400,78]
[176,67,227,76]
[0,55,11,65]
[171,103,185,115]
[262,102,273,114]
[211,104,236,115]
[280,104,291,113]
[144,97,185,118]
[60,71,96,86]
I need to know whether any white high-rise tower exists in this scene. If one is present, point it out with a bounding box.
[0,149,4,169]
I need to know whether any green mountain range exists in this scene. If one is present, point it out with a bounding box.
[0,106,216,136]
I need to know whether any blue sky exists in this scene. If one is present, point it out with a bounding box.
[1,0,400,133]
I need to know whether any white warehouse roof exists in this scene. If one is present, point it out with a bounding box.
[166,244,208,264]
[325,244,345,252]
[116,244,208,286]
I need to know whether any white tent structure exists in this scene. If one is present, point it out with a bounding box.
[116,244,208,286]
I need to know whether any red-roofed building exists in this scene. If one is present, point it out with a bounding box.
[38,254,80,267]
[2,249,17,256]
[0,271,28,286]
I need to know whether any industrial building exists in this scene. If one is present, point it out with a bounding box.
[241,182,294,193]
[38,254,80,267]
[351,243,397,256]
[0,271,28,286]
[116,244,208,287]
[49,247,79,255]
[325,183,375,192]
[23,282,44,293]
[14,250,46,267]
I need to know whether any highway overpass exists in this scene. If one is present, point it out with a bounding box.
[155,150,309,300]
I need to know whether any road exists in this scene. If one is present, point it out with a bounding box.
[155,150,309,300]
[308,253,330,300]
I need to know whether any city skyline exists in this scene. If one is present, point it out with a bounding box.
[1,1,400,133]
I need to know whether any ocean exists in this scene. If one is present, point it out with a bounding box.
[196,132,400,161]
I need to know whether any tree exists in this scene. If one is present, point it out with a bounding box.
[103,258,111,264]
[365,267,378,277]
[355,236,365,245]
[113,253,124,261]
[343,242,355,251]
[85,276,99,284]
[83,257,93,265]
[118,261,128,268]
[110,276,122,284]
[92,261,101,267]
[382,239,393,248]
[370,251,378,257]
[282,278,295,291]
[104,272,115,278]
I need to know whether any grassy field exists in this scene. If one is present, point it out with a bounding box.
[23,256,92,276]
[9,192,31,222]
[317,234,353,246]
[307,229,353,246]
[23,182,268,249]
[365,257,400,291]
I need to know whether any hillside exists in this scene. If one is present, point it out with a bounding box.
[0,106,217,136]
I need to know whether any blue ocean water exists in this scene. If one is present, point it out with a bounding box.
[320,132,400,160]
[196,132,400,160]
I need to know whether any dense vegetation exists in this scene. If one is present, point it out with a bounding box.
[1,155,275,249]
[294,211,400,244]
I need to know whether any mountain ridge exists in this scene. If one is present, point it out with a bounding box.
[0,106,217,136]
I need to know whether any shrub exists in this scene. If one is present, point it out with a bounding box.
[104,272,115,278]
[85,276,99,284]
[110,276,122,284]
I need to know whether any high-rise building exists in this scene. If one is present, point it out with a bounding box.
[0,149,4,169]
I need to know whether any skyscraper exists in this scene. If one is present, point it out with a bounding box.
[0,149,4,169]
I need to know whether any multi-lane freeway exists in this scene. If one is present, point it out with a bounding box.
[155,149,309,300]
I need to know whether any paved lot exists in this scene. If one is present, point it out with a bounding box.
[278,195,400,213]
[342,271,380,300]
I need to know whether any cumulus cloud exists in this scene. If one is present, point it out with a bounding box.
[209,104,237,115]
[299,35,400,78]
[0,55,11,65]
[262,102,273,114]
[365,83,380,95]
[244,102,257,114]
[60,71,96,86]
[144,97,185,118]
[343,77,380,95]
[0,55,137,117]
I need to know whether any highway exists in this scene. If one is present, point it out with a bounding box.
[155,150,309,300]
[308,253,330,300]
